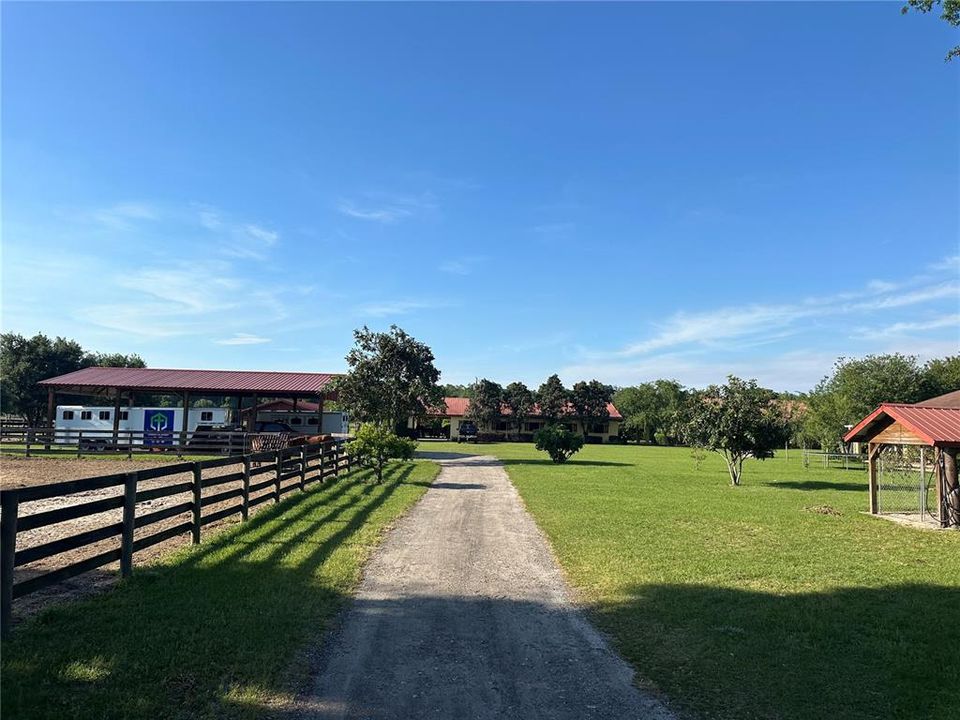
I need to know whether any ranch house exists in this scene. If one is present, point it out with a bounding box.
[412,397,623,443]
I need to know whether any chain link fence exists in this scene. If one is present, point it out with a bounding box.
[877,445,940,523]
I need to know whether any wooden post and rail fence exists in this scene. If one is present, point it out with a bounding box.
[0,438,354,639]
[0,426,276,459]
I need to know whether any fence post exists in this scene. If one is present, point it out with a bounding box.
[25,432,31,459]
[241,456,251,521]
[333,442,340,478]
[274,451,282,503]
[192,463,202,544]
[299,448,306,491]
[1,491,20,639]
[319,443,326,481]
[120,472,138,577]
[127,431,133,460]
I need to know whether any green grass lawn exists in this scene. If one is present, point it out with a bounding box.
[1,460,436,720]
[426,440,960,720]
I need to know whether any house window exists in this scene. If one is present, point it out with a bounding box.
[99,411,111,420]
[307,417,319,426]
[525,422,542,432]
[62,410,75,420]
[496,421,509,431]
[200,411,213,422]
[290,417,303,425]
[81,411,92,420]
[589,423,609,435]
[119,411,129,421]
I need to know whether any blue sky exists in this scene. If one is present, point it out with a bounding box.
[2,2,957,392]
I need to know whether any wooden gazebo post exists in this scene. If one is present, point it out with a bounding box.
[867,442,880,514]
[944,448,959,527]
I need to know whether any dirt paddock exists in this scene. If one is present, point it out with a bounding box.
[1,454,324,626]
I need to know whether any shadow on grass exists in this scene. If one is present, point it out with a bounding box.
[0,462,423,720]
[767,480,866,492]
[589,582,959,720]
[500,458,632,467]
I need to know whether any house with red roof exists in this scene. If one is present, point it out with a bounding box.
[412,397,623,443]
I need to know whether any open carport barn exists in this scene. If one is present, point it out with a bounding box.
[37,366,341,441]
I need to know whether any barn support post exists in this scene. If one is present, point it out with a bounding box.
[316,396,323,434]
[44,389,56,450]
[867,443,880,515]
[943,448,959,528]
[249,395,259,432]
[112,390,122,451]
[179,392,190,457]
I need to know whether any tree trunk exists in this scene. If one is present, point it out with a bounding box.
[725,453,742,486]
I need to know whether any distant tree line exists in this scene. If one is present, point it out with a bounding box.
[0,332,146,426]
[464,375,615,440]
[610,353,960,455]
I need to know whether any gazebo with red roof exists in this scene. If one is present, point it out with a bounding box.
[844,401,960,528]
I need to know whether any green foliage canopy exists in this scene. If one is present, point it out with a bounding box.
[614,380,687,444]
[503,381,535,438]
[336,325,443,433]
[534,424,585,464]
[570,380,614,437]
[804,354,928,450]
[536,374,570,424]
[346,422,417,482]
[467,378,505,429]
[902,0,960,60]
[677,376,790,486]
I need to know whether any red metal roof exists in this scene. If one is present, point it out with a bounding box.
[39,367,339,395]
[844,403,960,447]
[915,389,960,409]
[429,397,622,420]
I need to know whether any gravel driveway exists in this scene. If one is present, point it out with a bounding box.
[296,453,674,719]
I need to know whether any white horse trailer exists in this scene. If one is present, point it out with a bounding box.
[55,406,230,446]
[256,410,349,435]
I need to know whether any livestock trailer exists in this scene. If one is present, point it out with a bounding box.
[55,405,231,446]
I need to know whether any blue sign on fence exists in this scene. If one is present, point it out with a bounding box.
[143,409,175,446]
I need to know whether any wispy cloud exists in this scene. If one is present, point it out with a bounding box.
[600,274,959,360]
[337,192,437,224]
[215,333,272,346]
[338,202,413,224]
[91,202,158,230]
[853,313,960,340]
[439,256,484,275]
[531,221,575,237]
[563,264,959,389]
[241,224,279,245]
[193,206,280,259]
[355,299,448,317]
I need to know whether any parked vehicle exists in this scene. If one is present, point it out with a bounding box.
[254,421,295,434]
[187,423,244,452]
[55,405,231,446]
[456,421,479,443]
[254,411,349,435]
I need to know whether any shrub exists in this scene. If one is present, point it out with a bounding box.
[534,425,584,464]
[347,423,417,482]
[653,430,668,446]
